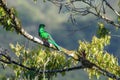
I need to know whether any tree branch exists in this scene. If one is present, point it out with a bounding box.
[0,48,86,73]
[48,0,120,28]
[81,0,120,28]
[103,0,120,16]
[77,54,120,80]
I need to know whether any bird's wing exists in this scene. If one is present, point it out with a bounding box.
[48,34,61,51]
[48,34,55,42]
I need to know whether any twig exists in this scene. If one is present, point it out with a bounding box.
[103,0,120,16]
[43,58,50,80]
[48,0,120,28]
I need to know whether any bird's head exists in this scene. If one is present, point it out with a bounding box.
[39,24,45,28]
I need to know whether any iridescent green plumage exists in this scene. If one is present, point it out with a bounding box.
[38,24,61,51]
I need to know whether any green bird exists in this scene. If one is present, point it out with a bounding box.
[38,24,61,51]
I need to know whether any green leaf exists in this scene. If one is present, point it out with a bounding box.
[97,22,110,38]
[118,0,120,8]
[33,0,37,3]
[96,72,100,79]
[43,0,46,2]
[118,16,120,24]
[7,19,11,25]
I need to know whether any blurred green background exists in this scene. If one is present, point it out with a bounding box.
[0,0,120,80]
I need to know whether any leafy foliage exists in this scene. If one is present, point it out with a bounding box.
[9,43,74,80]
[0,7,15,31]
[118,16,120,24]
[97,22,110,38]
[78,34,120,80]
[118,0,120,8]
[33,0,46,3]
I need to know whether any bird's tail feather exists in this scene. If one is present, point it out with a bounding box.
[48,35,61,51]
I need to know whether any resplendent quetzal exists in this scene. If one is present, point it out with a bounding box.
[38,24,61,51]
